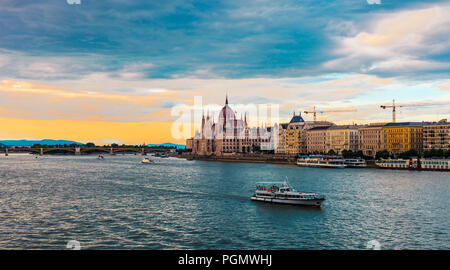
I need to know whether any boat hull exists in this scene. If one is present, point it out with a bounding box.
[297,163,346,169]
[376,166,450,172]
[251,196,324,207]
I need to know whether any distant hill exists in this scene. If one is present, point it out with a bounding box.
[0,139,83,147]
[147,143,186,149]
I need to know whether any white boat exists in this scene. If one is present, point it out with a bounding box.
[376,158,450,171]
[296,156,346,168]
[344,158,367,168]
[97,155,104,160]
[251,181,325,207]
[141,157,153,164]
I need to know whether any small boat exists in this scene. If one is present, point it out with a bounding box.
[141,158,153,164]
[251,180,325,207]
[98,155,104,160]
[297,156,346,168]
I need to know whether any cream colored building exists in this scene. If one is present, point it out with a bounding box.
[326,125,359,154]
[423,119,449,151]
[276,112,333,154]
[276,123,289,154]
[283,113,305,154]
[358,123,386,157]
[306,126,330,154]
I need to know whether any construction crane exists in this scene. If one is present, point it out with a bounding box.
[380,99,403,123]
[380,99,446,123]
[304,106,357,121]
[303,106,322,121]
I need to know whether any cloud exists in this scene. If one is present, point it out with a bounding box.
[436,81,450,91]
[0,72,404,124]
[324,4,450,76]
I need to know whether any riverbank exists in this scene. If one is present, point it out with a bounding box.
[180,153,379,168]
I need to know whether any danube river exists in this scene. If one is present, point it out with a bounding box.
[0,154,449,249]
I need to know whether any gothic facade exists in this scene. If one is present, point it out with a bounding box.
[186,97,276,155]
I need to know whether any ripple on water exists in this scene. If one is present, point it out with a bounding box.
[0,154,449,249]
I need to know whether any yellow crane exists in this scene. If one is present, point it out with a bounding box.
[304,106,357,121]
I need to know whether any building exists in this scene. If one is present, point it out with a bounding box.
[275,123,289,154]
[358,123,386,157]
[283,113,306,154]
[326,125,359,154]
[423,119,449,151]
[185,138,194,150]
[382,122,424,154]
[188,97,275,155]
[306,126,330,154]
[275,112,333,154]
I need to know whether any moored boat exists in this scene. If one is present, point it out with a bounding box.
[297,156,346,168]
[375,158,449,171]
[251,181,325,207]
[344,158,367,168]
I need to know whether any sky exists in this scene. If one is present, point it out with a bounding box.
[1,0,450,144]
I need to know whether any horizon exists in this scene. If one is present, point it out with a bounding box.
[1,1,449,144]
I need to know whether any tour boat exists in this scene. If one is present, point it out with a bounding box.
[344,158,367,168]
[296,156,346,168]
[376,158,450,171]
[251,181,325,207]
[141,157,153,164]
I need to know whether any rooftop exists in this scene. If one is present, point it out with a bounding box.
[289,114,305,124]
[327,125,359,130]
[384,122,427,127]
[307,126,331,131]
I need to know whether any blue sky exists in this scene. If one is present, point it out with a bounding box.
[0,0,449,143]
[1,0,448,79]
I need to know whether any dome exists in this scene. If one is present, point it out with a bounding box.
[218,96,236,124]
[289,114,304,124]
[219,104,236,120]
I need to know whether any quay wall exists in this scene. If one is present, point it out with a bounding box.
[183,154,297,165]
[180,153,380,168]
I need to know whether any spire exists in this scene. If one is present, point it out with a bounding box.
[225,94,228,105]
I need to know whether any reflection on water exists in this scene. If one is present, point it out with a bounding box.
[0,154,449,249]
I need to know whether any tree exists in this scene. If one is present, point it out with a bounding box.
[85,142,96,147]
[376,150,390,159]
[355,150,364,158]
[341,150,354,158]
[398,149,419,159]
[111,143,119,148]
[327,149,336,156]
[445,150,450,158]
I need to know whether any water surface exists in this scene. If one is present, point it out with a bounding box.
[0,154,449,249]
